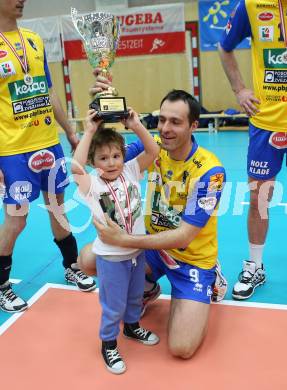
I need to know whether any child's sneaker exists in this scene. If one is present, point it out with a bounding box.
[102,340,126,375]
[123,322,159,345]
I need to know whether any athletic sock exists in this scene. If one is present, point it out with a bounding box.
[54,233,78,269]
[0,254,12,287]
[249,242,264,269]
[144,274,156,292]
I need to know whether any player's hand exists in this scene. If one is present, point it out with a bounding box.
[89,67,112,97]
[66,132,80,152]
[236,88,260,117]
[93,215,128,246]
[121,107,141,130]
[85,109,103,134]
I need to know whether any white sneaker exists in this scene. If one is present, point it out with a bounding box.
[64,263,96,292]
[232,260,265,300]
[0,282,28,313]
[212,261,228,302]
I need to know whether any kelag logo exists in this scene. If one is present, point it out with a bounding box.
[263,49,287,69]
[8,76,48,101]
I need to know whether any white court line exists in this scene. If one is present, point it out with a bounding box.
[241,201,287,206]
[10,279,21,284]
[0,283,98,336]
[1,285,287,336]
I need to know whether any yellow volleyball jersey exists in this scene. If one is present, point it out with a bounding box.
[144,136,225,269]
[0,28,59,156]
[221,0,287,132]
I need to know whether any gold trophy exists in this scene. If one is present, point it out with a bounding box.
[71,8,129,122]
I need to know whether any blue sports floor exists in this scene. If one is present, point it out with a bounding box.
[1,131,287,325]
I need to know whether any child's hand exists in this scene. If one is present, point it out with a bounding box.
[121,107,141,131]
[85,109,103,134]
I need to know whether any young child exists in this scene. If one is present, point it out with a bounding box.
[72,108,160,375]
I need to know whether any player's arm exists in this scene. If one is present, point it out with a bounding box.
[94,166,226,249]
[122,108,159,172]
[43,50,79,151]
[218,0,259,116]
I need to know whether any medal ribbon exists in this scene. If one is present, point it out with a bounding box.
[279,0,287,47]
[0,28,29,74]
[104,174,132,234]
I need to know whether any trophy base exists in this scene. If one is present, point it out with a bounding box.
[89,96,129,123]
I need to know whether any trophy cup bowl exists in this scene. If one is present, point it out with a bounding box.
[71,7,129,122]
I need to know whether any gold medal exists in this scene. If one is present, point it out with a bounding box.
[24,73,33,85]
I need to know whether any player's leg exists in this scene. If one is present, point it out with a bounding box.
[168,298,210,358]
[141,249,165,316]
[233,125,282,300]
[43,190,96,291]
[41,144,96,291]
[0,204,29,312]
[77,242,97,276]
[166,263,215,358]
[0,152,38,312]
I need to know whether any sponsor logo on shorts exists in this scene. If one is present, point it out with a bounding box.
[198,197,217,210]
[28,150,55,173]
[269,132,287,149]
[207,285,213,297]
[193,283,203,293]
[264,70,287,83]
[258,12,274,21]
[9,180,32,202]
[249,160,270,176]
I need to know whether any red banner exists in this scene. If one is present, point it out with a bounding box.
[62,4,185,59]
[64,31,185,59]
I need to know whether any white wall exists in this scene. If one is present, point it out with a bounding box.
[22,0,193,19]
[23,0,96,19]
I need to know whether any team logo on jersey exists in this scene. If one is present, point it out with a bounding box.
[208,173,224,192]
[259,26,274,41]
[198,196,217,211]
[15,42,22,51]
[0,50,8,59]
[258,12,274,21]
[45,116,52,125]
[264,69,287,83]
[8,76,48,100]
[28,150,55,173]
[164,170,173,180]
[225,21,232,34]
[269,132,287,149]
[263,49,287,68]
[27,38,37,51]
[0,61,16,77]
